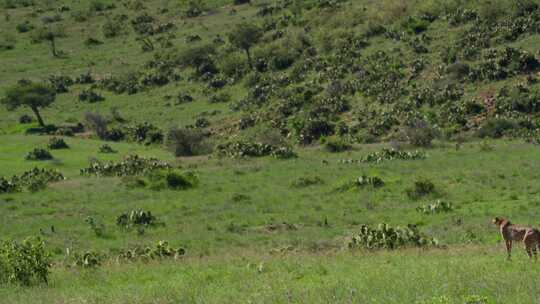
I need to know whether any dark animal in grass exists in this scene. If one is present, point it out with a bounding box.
[492,217,540,260]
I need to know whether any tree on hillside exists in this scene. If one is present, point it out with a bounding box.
[32,26,64,57]
[227,22,262,69]
[1,81,56,127]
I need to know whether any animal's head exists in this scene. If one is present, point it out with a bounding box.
[492,217,505,226]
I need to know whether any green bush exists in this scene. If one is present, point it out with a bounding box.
[0,237,50,286]
[117,209,158,229]
[80,155,171,177]
[416,200,453,214]
[148,170,199,191]
[336,175,385,191]
[216,141,297,159]
[348,224,439,250]
[47,137,69,149]
[118,241,185,261]
[103,15,128,38]
[406,178,436,200]
[79,88,105,103]
[16,21,34,33]
[477,118,517,138]
[25,148,53,161]
[98,144,117,153]
[290,176,324,188]
[166,128,211,157]
[73,251,102,268]
[0,33,16,51]
[323,137,352,152]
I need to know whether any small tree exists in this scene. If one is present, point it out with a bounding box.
[228,22,262,69]
[1,81,56,127]
[33,26,64,57]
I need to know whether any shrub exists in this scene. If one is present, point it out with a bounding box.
[348,224,439,250]
[80,155,171,177]
[166,128,211,157]
[0,33,16,51]
[79,88,105,103]
[404,120,437,147]
[336,175,385,192]
[406,178,436,199]
[323,137,351,152]
[208,92,231,104]
[215,141,297,159]
[73,251,102,268]
[16,21,34,33]
[47,137,69,149]
[291,118,334,145]
[125,122,163,145]
[98,144,117,153]
[402,16,430,34]
[2,168,65,194]
[25,148,53,161]
[103,15,128,38]
[19,114,33,124]
[48,75,74,94]
[84,112,109,140]
[85,216,105,237]
[144,170,199,191]
[417,200,453,214]
[0,237,50,286]
[477,118,517,138]
[118,241,185,261]
[116,209,158,229]
[0,177,19,194]
[84,37,103,47]
[290,176,324,188]
[338,149,426,164]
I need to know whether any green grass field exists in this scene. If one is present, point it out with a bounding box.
[2,0,540,302]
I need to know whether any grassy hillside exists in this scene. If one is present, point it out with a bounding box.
[2,0,540,303]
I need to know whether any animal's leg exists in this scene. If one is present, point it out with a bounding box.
[523,235,537,260]
[505,240,512,260]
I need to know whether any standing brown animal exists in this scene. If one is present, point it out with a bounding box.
[492,217,540,259]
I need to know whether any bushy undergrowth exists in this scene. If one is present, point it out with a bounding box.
[417,200,453,214]
[25,148,53,161]
[339,149,426,164]
[0,238,50,286]
[1,168,65,194]
[348,224,439,250]
[116,209,158,229]
[125,169,198,191]
[80,155,170,177]
[337,175,385,192]
[117,240,185,261]
[406,178,436,200]
[47,137,69,149]
[216,141,297,159]
[290,176,324,188]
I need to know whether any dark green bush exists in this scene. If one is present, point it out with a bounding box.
[216,141,297,159]
[290,176,324,188]
[323,137,352,153]
[98,144,117,153]
[25,148,53,161]
[79,88,105,103]
[348,224,438,250]
[47,137,69,149]
[117,209,158,229]
[0,237,50,286]
[80,155,171,177]
[166,128,211,156]
[406,178,436,200]
[19,114,33,124]
[477,118,517,138]
[16,21,34,33]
